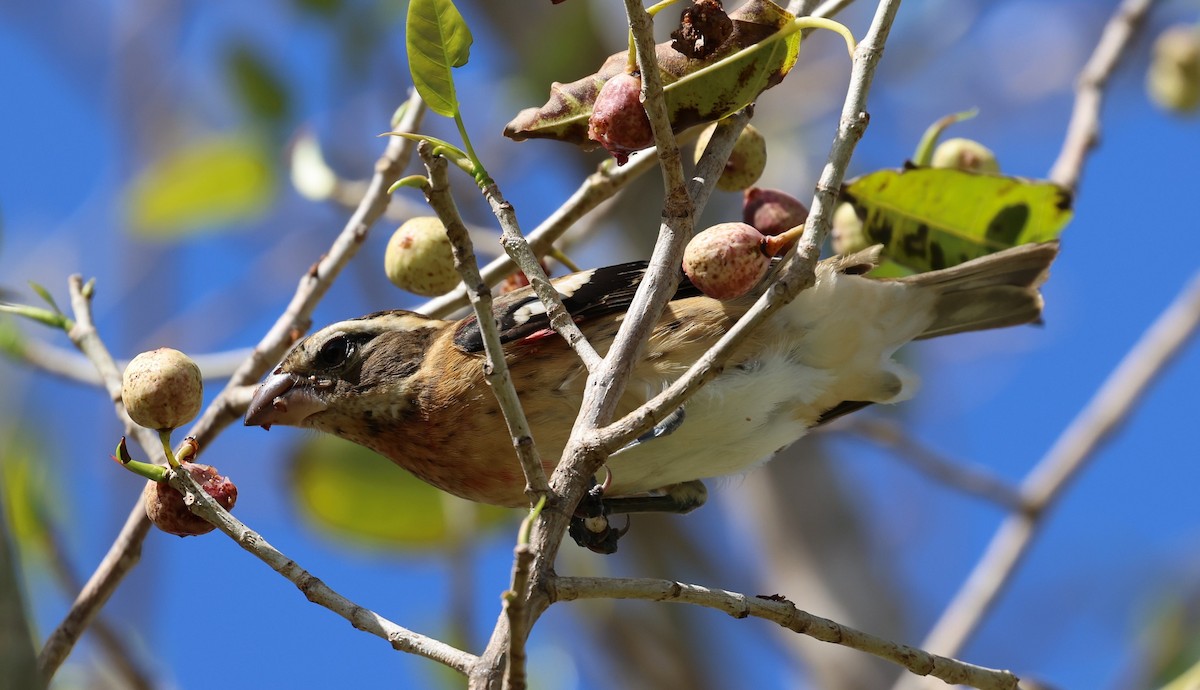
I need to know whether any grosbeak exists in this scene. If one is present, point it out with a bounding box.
[246,242,1057,519]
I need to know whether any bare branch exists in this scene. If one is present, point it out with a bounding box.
[419,145,551,500]
[913,271,1200,665]
[7,341,252,386]
[838,417,1027,512]
[166,464,477,673]
[38,92,428,681]
[1049,0,1156,193]
[553,576,1020,690]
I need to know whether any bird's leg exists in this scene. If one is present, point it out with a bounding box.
[568,408,700,554]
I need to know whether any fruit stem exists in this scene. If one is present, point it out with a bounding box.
[913,108,979,166]
[159,430,180,469]
[763,222,807,257]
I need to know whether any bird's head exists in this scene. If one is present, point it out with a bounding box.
[244,310,442,439]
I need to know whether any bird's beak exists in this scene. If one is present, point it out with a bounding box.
[244,372,329,429]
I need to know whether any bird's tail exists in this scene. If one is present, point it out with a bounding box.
[896,241,1060,340]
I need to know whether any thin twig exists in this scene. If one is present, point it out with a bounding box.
[479,180,603,372]
[37,92,428,681]
[420,145,551,500]
[913,272,1200,665]
[37,277,162,680]
[552,576,1019,690]
[42,521,155,690]
[6,340,252,386]
[165,464,477,673]
[502,506,541,690]
[1049,0,1156,193]
[840,417,1027,512]
[417,141,671,320]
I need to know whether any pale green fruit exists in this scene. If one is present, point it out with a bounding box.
[384,217,460,297]
[122,348,203,431]
[831,203,870,256]
[931,138,1000,174]
[1148,25,1200,114]
[695,123,768,192]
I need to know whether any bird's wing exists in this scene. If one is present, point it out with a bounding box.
[452,261,706,353]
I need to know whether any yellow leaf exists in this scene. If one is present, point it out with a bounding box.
[288,435,512,550]
[125,134,274,238]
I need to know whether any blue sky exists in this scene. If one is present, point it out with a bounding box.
[2,1,1199,689]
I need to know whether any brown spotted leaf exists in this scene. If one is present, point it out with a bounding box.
[504,0,799,148]
[839,166,1073,275]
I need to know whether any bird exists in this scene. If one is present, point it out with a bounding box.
[245,241,1057,531]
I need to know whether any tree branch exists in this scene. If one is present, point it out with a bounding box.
[1049,0,1156,193]
[553,576,1020,690]
[37,91,428,681]
[838,417,1027,512]
[912,271,1200,666]
[419,145,551,500]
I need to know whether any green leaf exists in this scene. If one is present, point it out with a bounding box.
[406,0,474,118]
[287,435,511,550]
[125,133,275,238]
[223,43,292,127]
[504,0,806,147]
[840,167,1073,274]
[26,281,60,314]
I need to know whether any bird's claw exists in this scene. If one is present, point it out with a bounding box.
[569,477,630,554]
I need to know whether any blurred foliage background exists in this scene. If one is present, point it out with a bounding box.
[1,1,1199,688]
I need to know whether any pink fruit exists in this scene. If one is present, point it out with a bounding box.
[144,462,238,537]
[683,222,770,300]
[588,72,654,165]
[742,187,808,238]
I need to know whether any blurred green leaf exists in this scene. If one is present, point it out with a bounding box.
[224,44,291,128]
[0,318,24,359]
[0,430,57,567]
[840,167,1072,274]
[0,507,42,690]
[288,435,511,550]
[406,0,473,118]
[125,133,275,238]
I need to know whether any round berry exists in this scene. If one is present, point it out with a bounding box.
[742,187,808,238]
[588,72,654,165]
[143,462,237,537]
[122,348,203,431]
[384,217,460,297]
[694,123,767,192]
[683,222,770,300]
[831,202,870,255]
[930,138,999,174]
[1147,25,1200,114]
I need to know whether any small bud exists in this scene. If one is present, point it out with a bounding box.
[144,463,237,537]
[1147,25,1200,114]
[384,217,461,297]
[588,72,655,165]
[122,348,203,432]
[930,138,999,174]
[695,123,768,192]
[831,203,870,255]
[683,222,770,300]
[742,187,808,238]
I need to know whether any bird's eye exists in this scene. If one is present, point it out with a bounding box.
[314,335,353,370]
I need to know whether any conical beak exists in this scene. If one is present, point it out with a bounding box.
[244,372,328,429]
